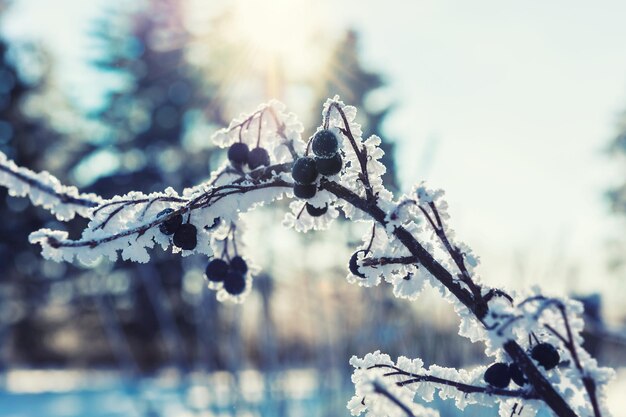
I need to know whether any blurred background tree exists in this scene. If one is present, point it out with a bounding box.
[0,0,494,415]
[312,29,399,192]
[0,7,93,368]
[2,1,625,416]
[609,117,626,215]
[77,0,229,372]
[608,116,626,278]
[0,0,416,373]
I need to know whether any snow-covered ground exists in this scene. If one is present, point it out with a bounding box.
[0,367,624,417]
[0,368,343,417]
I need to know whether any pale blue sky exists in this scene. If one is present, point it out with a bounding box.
[333,1,625,302]
[3,0,625,311]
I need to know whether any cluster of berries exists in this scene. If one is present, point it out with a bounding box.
[483,362,527,389]
[205,256,248,296]
[483,342,560,388]
[157,208,197,250]
[291,129,342,214]
[227,142,271,170]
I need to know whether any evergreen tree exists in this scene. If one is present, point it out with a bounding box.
[79,0,227,371]
[607,116,626,277]
[312,30,400,192]
[87,0,225,194]
[0,35,83,364]
[609,126,625,215]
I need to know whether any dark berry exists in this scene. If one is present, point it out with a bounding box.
[205,259,229,282]
[305,203,328,217]
[230,256,248,274]
[293,183,317,199]
[484,363,511,388]
[224,271,246,295]
[315,153,342,176]
[349,250,367,279]
[291,157,318,184]
[248,147,270,169]
[157,208,183,235]
[531,343,560,370]
[312,129,339,158]
[173,223,197,250]
[509,363,527,386]
[228,142,249,165]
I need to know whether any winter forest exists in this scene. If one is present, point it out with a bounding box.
[0,0,625,416]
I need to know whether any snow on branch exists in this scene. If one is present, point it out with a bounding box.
[349,351,542,417]
[0,97,615,416]
[28,168,292,262]
[0,151,102,220]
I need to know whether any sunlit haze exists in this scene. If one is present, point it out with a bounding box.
[227,0,324,75]
[3,0,626,314]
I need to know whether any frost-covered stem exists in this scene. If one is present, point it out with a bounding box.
[503,342,576,417]
[546,305,602,417]
[420,202,482,301]
[371,381,416,417]
[483,288,514,304]
[583,376,601,417]
[44,165,292,249]
[94,196,186,217]
[6,99,603,417]
[326,102,375,202]
[227,107,267,142]
[520,297,602,417]
[319,178,578,417]
[0,163,99,208]
[266,107,299,160]
[323,178,479,314]
[561,312,601,417]
[368,364,540,400]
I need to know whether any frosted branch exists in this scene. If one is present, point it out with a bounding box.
[368,364,539,400]
[1,97,614,416]
[28,163,292,264]
[371,381,419,417]
[0,151,102,220]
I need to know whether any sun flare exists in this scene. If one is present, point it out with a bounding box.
[228,0,329,78]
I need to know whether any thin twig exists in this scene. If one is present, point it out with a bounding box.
[361,255,417,267]
[371,381,416,417]
[369,364,540,400]
[318,178,577,417]
[0,164,99,209]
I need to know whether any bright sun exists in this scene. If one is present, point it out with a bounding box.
[228,0,330,78]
